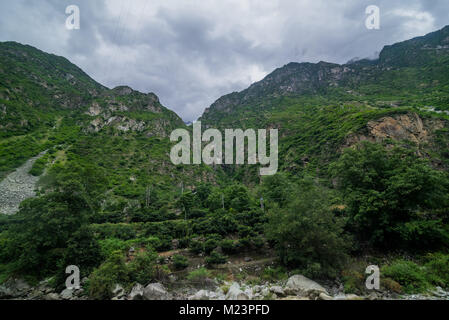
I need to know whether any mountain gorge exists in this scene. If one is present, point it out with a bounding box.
[0,26,449,300]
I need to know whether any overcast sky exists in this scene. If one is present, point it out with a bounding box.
[0,0,448,121]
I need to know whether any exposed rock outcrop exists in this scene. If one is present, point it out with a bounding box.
[344,112,446,148]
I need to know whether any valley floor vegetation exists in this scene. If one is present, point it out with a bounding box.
[0,139,448,299]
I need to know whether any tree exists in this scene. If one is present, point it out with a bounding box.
[225,184,250,211]
[3,162,106,278]
[195,183,212,207]
[261,173,293,208]
[206,189,223,211]
[266,181,350,278]
[179,191,196,216]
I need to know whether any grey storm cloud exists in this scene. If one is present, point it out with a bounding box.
[1,0,448,121]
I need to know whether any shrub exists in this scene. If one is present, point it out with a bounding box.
[341,270,365,294]
[220,239,238,254]
[251,236,265,249]
[221,284,230,294]
[186,268,211,284]
[29,157,47,176]
[261,266,287,281]
[189,239,204,255]
[98,238,127,259]
[424,253,449,288]
[238,237,252,250]
[146,236,172,252]
[382,278,402,293]
[88,251,130,300]
[382,260,430,293]
[128,249,160,285]
[205,251,227,266]
[204,239,219,255]
[173,254,189,270]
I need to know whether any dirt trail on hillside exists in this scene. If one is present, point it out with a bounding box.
[0,152,45,215]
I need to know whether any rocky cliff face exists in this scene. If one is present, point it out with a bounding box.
[344,112,447,147]
[84,86,184,137]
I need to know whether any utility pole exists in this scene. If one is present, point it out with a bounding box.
[260,197,264,212]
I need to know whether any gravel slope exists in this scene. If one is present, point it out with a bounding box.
[0,152,45,215]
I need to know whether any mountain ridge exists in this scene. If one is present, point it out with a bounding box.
[199,25,449,127]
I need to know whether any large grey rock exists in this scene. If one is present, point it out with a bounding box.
[0,278,31,299]
[112,284,125,299]
[188,287,226,300]
[44,293,60,300]
[189,290,213,300]
[284,275,328,297]
[225,282,249,300]
[319,292,333,300]
[270,286,285,297]
[143,283,172,300]
[128,283,144,300]
[261,287,270,297]
[60,288,74,300]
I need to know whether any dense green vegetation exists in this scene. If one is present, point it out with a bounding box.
[1,26,449,298]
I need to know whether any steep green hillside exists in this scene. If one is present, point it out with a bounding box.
[0,42,106,138]
[0,27,448,299]
[196,26,449,288]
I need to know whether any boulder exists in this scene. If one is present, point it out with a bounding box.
[225,282,249,300]
[0,278,31,299]
[243,288,253,300]
[189,289,213,300]
[143,283,172,300]
[60,288,74,300]
[128,283,144,300]
[318,292,333,300]
[261,287,270,297]
[284,275,328,297]
[112,284,125,299]
[270,286,285,297]
[44,293,61,300]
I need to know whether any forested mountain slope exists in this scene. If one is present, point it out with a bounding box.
[199,25,449,180]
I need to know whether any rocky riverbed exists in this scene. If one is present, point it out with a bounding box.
[0,152,45,214]
[1,274,448,301]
